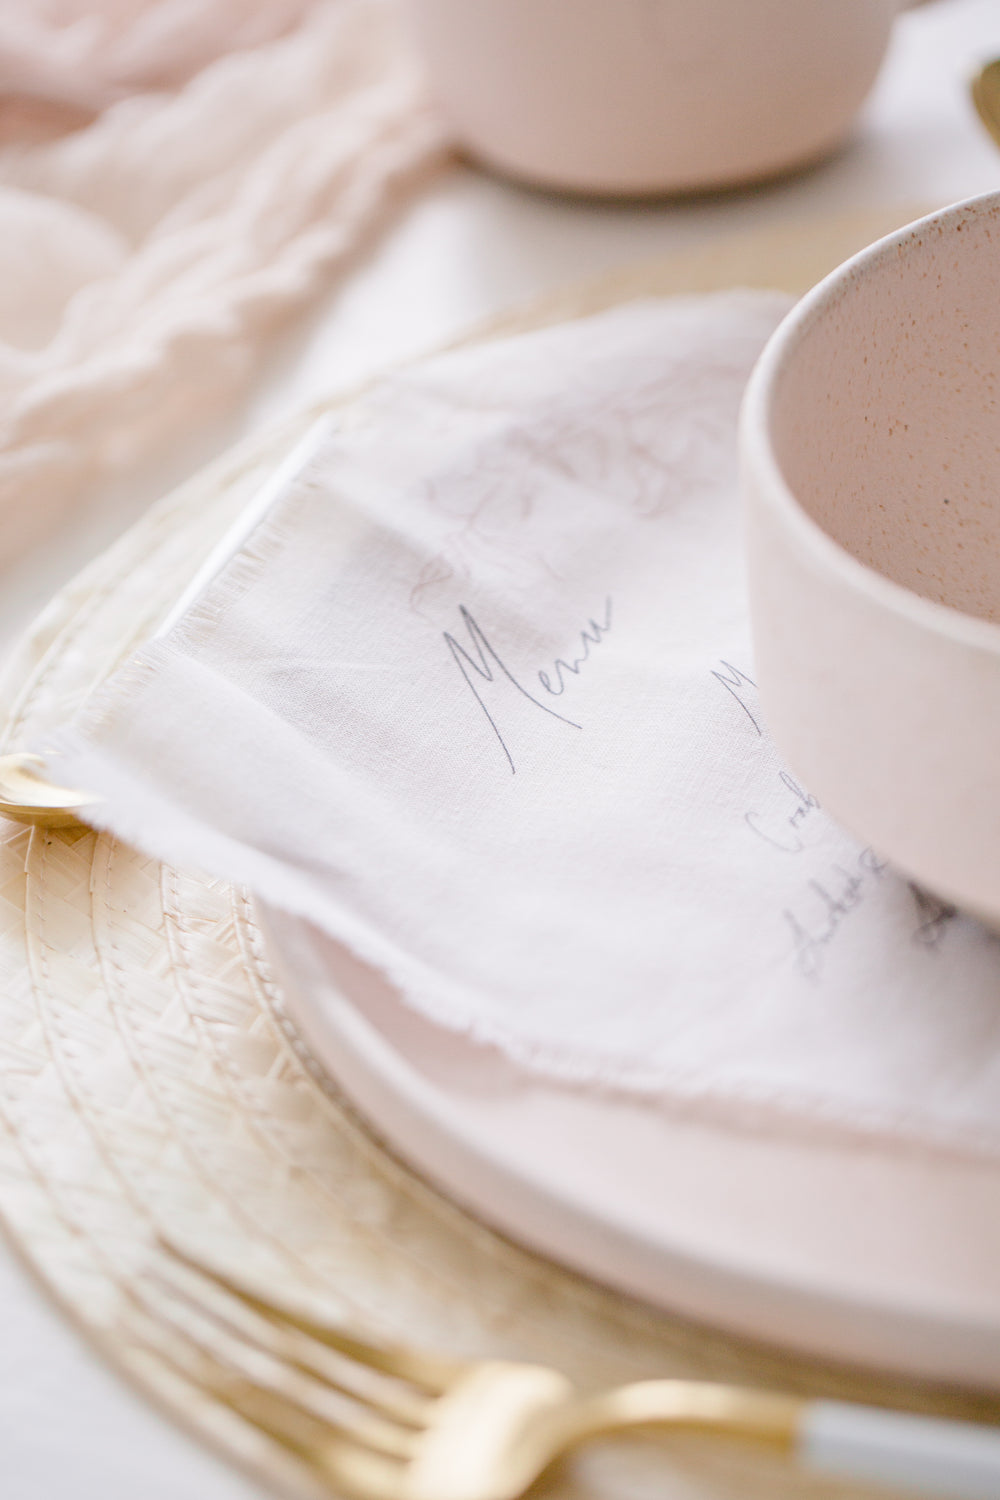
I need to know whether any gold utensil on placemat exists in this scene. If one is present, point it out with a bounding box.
[972,60,1000,150]
[151,1242,1000,1500]
[0,751,97,827]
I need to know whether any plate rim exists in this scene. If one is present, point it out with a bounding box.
[261,902,1000,1391]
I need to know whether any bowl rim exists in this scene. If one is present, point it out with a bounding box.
[740,187,1000,657]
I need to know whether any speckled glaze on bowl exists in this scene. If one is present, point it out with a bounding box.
[405,0,897,196]
[741,190,1000,926]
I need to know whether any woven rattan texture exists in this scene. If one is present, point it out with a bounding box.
[1,208,993,1500]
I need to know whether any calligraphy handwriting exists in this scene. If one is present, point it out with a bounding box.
[910,884,957,949]
[710,660,761,735]
[538,598,613,696]
[783,847,961,978]
[783,847,889,980]
[784,862,868,980]
[745,771,821,854]
[445,600,611,775]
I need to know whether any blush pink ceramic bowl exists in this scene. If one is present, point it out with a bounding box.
[406,0,899,196]
[741,190,1000,926]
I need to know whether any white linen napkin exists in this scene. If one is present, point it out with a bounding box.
[48,292,1000,1155]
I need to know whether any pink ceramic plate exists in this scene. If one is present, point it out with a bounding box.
[262,904,1000,1389]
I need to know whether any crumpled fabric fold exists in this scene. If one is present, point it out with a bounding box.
[0,0,450,565]
[0,0,314,111]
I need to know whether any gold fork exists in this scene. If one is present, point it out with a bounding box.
[145,1240,1000,1500]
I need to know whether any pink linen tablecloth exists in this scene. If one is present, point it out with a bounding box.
[0,0,448,566]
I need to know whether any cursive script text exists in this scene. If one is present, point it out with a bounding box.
[710,660,761,735]
[538,599,613,696]
[745,771,821,854]
[784,847,888,980]
[445,600,611,775]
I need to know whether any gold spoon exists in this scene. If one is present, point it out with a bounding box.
[0,753,98,829]
[971,59,1000,150]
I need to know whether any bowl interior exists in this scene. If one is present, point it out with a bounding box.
[768,197,1000,624]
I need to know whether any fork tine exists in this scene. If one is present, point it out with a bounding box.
[159,1236,467,1394]
[141,1310,410,1500]
[151,1256,433,1428]
[140,1264,422,1462]
[218,1375,415,1500]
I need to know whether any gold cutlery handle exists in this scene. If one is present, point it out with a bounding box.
[550,1378,802,1450]
[552,1382,1000,1500]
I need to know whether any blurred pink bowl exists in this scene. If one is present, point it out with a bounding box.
[406,0,898,196]
[741,190,1000,926]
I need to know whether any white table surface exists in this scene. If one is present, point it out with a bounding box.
[2,3,1000,1495]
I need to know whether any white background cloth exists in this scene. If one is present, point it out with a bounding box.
[3,2,1000,1495]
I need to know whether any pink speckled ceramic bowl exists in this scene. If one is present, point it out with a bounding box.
[741,190,1000,926]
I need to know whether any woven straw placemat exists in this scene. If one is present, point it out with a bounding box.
[2,204,995,1500]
